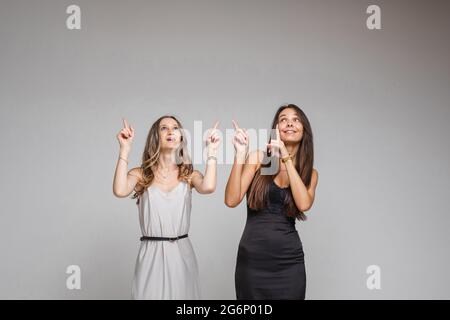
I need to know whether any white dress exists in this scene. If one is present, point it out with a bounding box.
[131,180,201,299]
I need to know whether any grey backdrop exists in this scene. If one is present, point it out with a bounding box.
[1,0,449,299]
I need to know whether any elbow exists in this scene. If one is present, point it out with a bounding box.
[225,201,237,208]
[299,203,313,212]
[225,197,239,208]
[113,191,124,198]
[297,197,314,212]
[112,188,127,198]
[201,184,216,194]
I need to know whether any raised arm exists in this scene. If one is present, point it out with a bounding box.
[190,121,220,194]
[224,120,263,208]
[112,118,142,198]
[268,124,319,211]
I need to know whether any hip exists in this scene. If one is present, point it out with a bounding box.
[237,232,304,262]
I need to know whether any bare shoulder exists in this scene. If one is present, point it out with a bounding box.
[191,169,203,177]
[188,169,203,187]
[128,167,144,192]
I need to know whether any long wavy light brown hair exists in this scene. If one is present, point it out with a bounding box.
[246,104,314,221]
[131,115,193,203]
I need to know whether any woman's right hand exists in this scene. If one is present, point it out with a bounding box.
[232,120,249,159]
[117,118,135,152]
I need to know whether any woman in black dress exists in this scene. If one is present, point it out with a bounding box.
[225,104,319,300]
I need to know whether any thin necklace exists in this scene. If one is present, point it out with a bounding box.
[154,166,178,180]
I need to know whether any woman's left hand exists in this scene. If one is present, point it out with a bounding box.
[267,124,290,158]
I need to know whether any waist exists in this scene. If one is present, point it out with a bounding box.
[140,234,188,241]
[245,213,296,230]
[248,205,295,220]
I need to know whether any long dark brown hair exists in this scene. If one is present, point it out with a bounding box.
[247,104,314,220]
[131,115,193,203]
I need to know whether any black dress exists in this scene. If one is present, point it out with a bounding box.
[235,180,306,300]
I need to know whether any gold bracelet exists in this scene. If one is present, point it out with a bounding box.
[281,154,293,163]
[119,156,128,164]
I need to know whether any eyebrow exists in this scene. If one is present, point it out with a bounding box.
[279,114,297,118]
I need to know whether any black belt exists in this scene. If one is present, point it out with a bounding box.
[140,234,188,242]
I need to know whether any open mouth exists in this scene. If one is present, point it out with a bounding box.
[166,136,176,142]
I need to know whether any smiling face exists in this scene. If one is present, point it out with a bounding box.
[158,117,182,150]
[277,107,303,144]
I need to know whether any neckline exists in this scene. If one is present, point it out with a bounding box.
[150,180,184,195]
[272,179,289,190]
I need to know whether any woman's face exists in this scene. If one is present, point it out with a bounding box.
[159,117,182,150]
[277,108,303,144]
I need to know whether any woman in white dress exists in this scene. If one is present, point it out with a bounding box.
[112,115,220,299]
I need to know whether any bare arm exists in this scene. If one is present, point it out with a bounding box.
[190,167,215,194]
[112,118,142,198]
[113,162,142,198]
[285,160,319,211]
[270,124,319,211]
[190,121,220,194]
[189,150,218,194]
[224,120,264,207]
[225,149,263,207]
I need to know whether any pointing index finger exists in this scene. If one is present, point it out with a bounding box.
[232,119,240,131]
[122,118,130,129]
[275,124,281,141]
